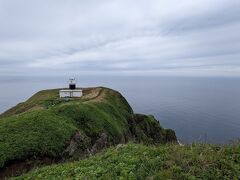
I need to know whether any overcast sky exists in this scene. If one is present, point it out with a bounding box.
[0,0,240,76]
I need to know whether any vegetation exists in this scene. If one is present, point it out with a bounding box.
[14,143,240,180]
[0,89,60,118]
[0,87,175,176]
[1,87,239,179]
[0,110,76,168]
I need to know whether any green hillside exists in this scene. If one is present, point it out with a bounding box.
[14,143,240,180]
[0,87,176,178]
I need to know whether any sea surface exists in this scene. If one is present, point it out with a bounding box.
[0,75,240,144]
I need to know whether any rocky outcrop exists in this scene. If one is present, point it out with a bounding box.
[64,131,91,157]
[64,132,110,158]
[63,114,177,159]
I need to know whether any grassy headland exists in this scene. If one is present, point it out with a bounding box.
[0,87,176,178]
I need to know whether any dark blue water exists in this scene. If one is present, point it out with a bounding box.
[0,76,240,144]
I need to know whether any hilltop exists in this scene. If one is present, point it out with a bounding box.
[0,87,176,178]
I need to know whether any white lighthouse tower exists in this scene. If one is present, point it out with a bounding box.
[59,78,82,98]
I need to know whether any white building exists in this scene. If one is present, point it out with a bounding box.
[59,78,82,98]
[59,89,82,98]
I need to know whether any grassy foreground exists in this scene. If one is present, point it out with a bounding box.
[14,143,240,180]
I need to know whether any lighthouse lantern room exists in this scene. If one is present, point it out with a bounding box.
[59,78,82,98]
[69,78,76,89]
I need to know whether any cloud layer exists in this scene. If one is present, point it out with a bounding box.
[0,0,240,76]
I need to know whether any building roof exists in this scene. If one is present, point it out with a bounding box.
[59,89,82,92]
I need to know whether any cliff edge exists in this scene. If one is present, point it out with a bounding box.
[0,87,177,178]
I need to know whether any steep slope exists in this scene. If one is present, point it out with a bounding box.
[0,87,176,178]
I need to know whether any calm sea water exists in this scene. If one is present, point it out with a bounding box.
[0,75,240,144]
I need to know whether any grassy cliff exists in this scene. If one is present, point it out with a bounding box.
[0,87,176,178]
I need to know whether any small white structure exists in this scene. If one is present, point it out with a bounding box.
[59,78,82,98]
[59,89,82,98]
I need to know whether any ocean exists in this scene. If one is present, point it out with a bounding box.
[0,75,240,144]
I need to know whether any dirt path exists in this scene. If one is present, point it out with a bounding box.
[82,87,106,103]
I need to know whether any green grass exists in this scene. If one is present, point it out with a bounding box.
[0,110,77,168]
[1,87,238,179]
[0,87,172,171]
[49,88,133,141]
[0,89,60,118]
[14,143,240,180]
[0,88,131,168]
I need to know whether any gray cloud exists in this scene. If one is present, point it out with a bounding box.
[0,0,240,76]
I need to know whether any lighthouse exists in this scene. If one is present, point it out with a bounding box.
[69,78,76,89]
[59,78,82,98]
